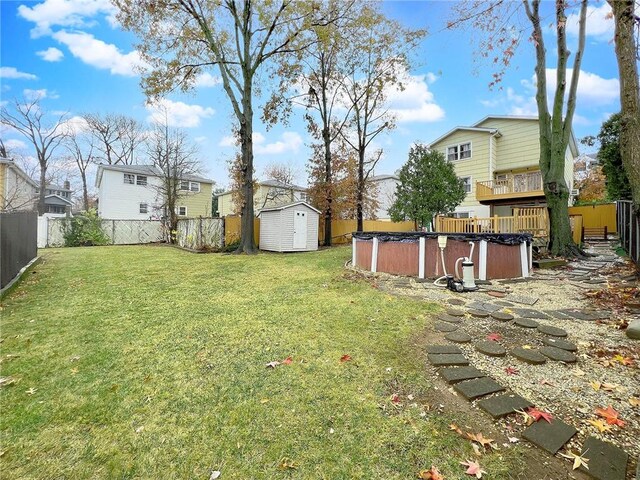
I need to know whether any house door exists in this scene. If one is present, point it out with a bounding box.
[293,210,307,248]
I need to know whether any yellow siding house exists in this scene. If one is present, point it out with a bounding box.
[428,115,579,218]
[216,179,307,217]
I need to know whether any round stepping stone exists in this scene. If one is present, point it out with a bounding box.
[512,347,547,365]
[446,308,465,317]
[536,324,568,337]
[445,331,472,343]
[435,322,458,332]
[447,298,465,306]
[491,311,514,321]
[542,337,577,352]
[468,309,490,318]
[437,313,463,324]
[514,318,539,328]
[540,346,577,363]
[474,340,507,357]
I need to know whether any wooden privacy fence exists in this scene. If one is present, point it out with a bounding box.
[1,211,37,289]
[223,216,415,246]
[435,208,549,237]
[176,217,224,250]
[617,200,639,265]
[568,203,617,233]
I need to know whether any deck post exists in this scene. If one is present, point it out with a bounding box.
[371,237,379,273]
[418,237,425,279]
[478,240,488,281]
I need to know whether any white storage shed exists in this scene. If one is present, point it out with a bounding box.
[259,201,320,252]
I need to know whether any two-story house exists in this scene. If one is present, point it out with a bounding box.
[36,181,74,215]
[428,115,578,218]
[368,174,399,220]
[0,156,38,212]
[216,179,308,217]
[96,164,214,220]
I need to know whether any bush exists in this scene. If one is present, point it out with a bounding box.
[62,210,110,247]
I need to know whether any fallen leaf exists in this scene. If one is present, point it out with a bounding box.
[70,368,79,375]
[265,361,281,368]
[469,432,495,449]
[70,356,80,362]
[573,368,586,376]
[340,354,352,363]
[507,436,519,443]
[521,344,533,350]
[504,366,519,375]
[281,356,293,365]
[595,405,625,427]
[449,423,463,435]
[560,450,589,470]
[25,387,37,395]
[629,397,640,407]
[486,333,502,342]
[209,471,221,480]
[471,442,482,456]
[515,408,533,425]
[278,458,298,470]
[587,419,612,433]
[260,398,269,404]
[417,466,444,480]
[391,394,401,404]
[539,378,555,387]
[460,459,486,478]
[0,376,17,387]
[612,354,634,366]
[590,381,602,391]
[526,406,553,423]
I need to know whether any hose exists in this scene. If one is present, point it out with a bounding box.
[434,247,448,287]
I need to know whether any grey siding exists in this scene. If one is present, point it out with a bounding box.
[259,203,319,252]
[259,209,283,252]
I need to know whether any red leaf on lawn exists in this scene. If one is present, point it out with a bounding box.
[417,466,444,480]
[486,333,502,342]
[526,406,553,423]
[504,366,519,375]
[595,405,626,427]
[340,354,352,363]
[460,459,486,478]
[282,356,293,365]
[391,394,401,404]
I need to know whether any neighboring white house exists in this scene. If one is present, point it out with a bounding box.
[369,174,399,220]
[95,164,214,220]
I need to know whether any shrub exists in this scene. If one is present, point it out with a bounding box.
[62,210,110,247]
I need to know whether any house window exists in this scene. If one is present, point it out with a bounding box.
[177,206,187,216]
[447,142,472,161]
[300,192,308,202]
[180,180,190,191]
[139,203,148,214]
[124,174,135,184]
[48,205,66,214]
[136,175,148,186]
[189,181,200,192]
[460,176,472,194]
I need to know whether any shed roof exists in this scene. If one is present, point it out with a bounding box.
[258,201,321,215]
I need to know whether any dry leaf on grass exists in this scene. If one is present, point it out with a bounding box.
[587,419,612,433]
[560,450,589,470]
[417,466,444,480]
[209,471,221,480]
[339,354,352,363]
[595,405,625,428]
[526,406,553,423]
[460,459,486,478]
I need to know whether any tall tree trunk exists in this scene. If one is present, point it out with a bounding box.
[609,0,640,212]
[356,149,364,232]
[38,161,46,215]
[322,126,332,246]
[81,170,89,211]
[238,100,256,254]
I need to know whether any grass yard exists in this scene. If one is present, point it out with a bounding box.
[1,246,528,479]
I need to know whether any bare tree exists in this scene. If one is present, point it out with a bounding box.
[83,113,144,165]
[1,97,69,214]
[65,132,94,211]
[259,162,302,210]
[146,120,201,242]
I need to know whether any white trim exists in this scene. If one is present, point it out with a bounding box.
[520,242,529,277]
[352,238,357,266]
[371,237,379,273]
[478,240,488,281]
[418,237,425,279]
[445,140,473,162]
[459,175,472,194]
[177,206,187,216]
[429,127,497,147]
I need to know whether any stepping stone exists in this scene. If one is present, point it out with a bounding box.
[542,337,577,352]
[558,309,598,321]
[447,298,465,306]
[540,346,577,363]
[437,313,463,324]
[494,301,514,307]
[426,345,462,354]
[580,437,629,480]
[514,318,539,328]
[504,294,539,306]
[487,290,506,298]
[453,377,505,400]
[467,301,501,313]
[438,366,485,384]
[533,258,567,268]
[511,308,549,319]
[491,311,514,321]
[475,340,507,357]
[477,393,533,418]
[446,308,465,317]
[445,331,472,343]
[536,324,568,337]
[544,310,574,320]
[435,322,458,332]
[512,347,547,365]
[522,418,577,454]
[468,309,491,318]
[427,353,469,367]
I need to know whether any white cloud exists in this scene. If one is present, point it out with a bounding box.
[254,132,303,155]
[146,98,215,128]
[61,115,88,135]
[219,135,237,147]
[0,67,37,80]
[566,3,613,41]
[23,88,59,101]
[387,72,445,123]
[194,136,207,143]
[17,0,117,38]
[4,139,27,151]
[194,72,222,88]
[37,47,64,62]
[52,30,147,77]
[425,72,438,84]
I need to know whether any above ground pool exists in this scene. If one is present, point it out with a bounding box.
[352,231,533,281]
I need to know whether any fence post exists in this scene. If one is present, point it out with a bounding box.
[418,237,425,279]
[603,225,607,240]
[371,237,379,273]
[111,220,116,245]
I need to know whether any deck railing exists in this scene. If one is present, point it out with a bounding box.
[435,207,549,237]
[476,171,543,200]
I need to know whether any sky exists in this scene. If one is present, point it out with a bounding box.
[0,0,622,195]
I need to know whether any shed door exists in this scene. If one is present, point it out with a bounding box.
[293,210,307,248]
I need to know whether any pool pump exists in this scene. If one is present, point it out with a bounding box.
[453,242,478,292]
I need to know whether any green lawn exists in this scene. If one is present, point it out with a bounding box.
[1,246,522,479]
